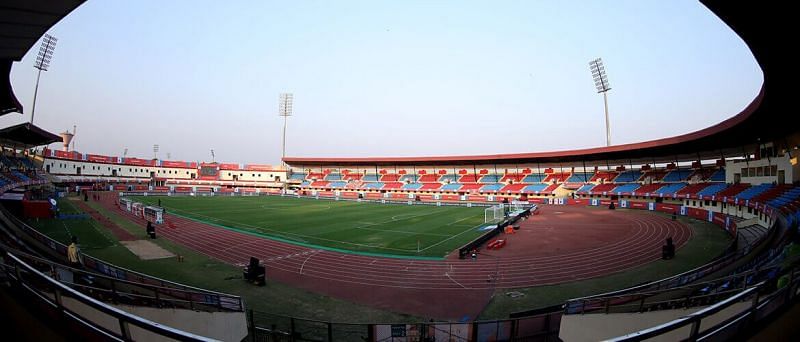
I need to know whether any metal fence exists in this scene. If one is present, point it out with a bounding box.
[1,252,218,341]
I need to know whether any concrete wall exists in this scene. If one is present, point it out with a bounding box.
[43,157,288,183]
[44,158,197,179]
[62,296,247,342]
[726,155,793,184]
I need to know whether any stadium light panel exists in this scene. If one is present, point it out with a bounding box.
[589,58,612,146]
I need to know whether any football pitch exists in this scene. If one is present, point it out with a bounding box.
[131,195,490,258]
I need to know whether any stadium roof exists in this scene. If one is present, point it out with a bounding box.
[285,1,795,167]
[0,0,85,115]
[0,122,62,147]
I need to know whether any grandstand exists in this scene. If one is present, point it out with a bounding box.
[0,0,798,341]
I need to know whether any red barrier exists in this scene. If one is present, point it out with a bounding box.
[22,200,52,218]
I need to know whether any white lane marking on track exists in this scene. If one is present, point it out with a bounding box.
[445,272,468,289]
[299,250,320,275]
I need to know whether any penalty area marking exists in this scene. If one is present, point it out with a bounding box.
[418,222,486,252]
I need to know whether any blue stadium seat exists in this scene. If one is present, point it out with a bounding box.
[440,183,462,191]
[655,183,687,195]
[290,173,306,180]
[325,173,342,181]
[17,157,36,169]
[523,174,545,183]
[613,183,640,194]
[522,184,548,193]
[662,170,691,182]
[363,182,384,189]
[480,183,503,192]
[709,169,726,182]
[11,171,30,182]
[697,183,728,197]
[576,184,595,193]
[328,181,346,188]
[402,183,423,190]
[615,171,642,182]
[566,172,592,183]
[736,184,773,200]
[362,174,380,182]
[481,174,501,183]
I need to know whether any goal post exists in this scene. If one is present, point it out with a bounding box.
[485,204,505,224]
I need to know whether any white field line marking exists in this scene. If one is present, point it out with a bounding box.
[419,222,486,252]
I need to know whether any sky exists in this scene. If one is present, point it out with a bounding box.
[4,0,762,165]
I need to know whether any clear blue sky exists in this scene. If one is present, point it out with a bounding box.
[4,0,762,165]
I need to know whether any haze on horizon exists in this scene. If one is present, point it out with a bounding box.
[3,0,761,166]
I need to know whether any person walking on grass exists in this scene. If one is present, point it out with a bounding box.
[67,236,82,267]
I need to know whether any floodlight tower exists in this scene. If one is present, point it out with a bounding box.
[589,58,612,146]
[279,93,293,167]
[153,144,159,159]
[210,149,215,163]
[30,34,58,125]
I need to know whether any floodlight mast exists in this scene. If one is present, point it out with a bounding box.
[589,58,612,146]
[30,34,58,125]
[279,93,293,167]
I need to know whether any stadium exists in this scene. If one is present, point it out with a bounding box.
[0,1,798,341]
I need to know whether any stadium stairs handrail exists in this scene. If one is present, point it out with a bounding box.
[1,252,219,342]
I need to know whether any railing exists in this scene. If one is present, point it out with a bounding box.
[1,252,218,342]
[562,266,772,315]
[606,265,800,341]
[6,247,234,312]
[0,204,245,312]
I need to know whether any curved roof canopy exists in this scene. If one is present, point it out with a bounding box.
[0,0,85,115]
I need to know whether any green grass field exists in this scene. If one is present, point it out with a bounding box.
[131,195,488,258]
[28,199,117,250]
[25,198,732,322]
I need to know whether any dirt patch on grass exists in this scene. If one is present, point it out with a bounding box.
[121,240,175,260]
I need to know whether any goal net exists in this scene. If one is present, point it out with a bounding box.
[484,205,505,224]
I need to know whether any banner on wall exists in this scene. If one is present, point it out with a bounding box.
[680,206,687,216]
[591,198,599,206]
[434,194,441,200]
[648,202,655,211]
[708,210,714,222]
[488,195,494,202]
[619,200,628,208]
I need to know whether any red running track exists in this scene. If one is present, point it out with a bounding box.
[96,194,691,320]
